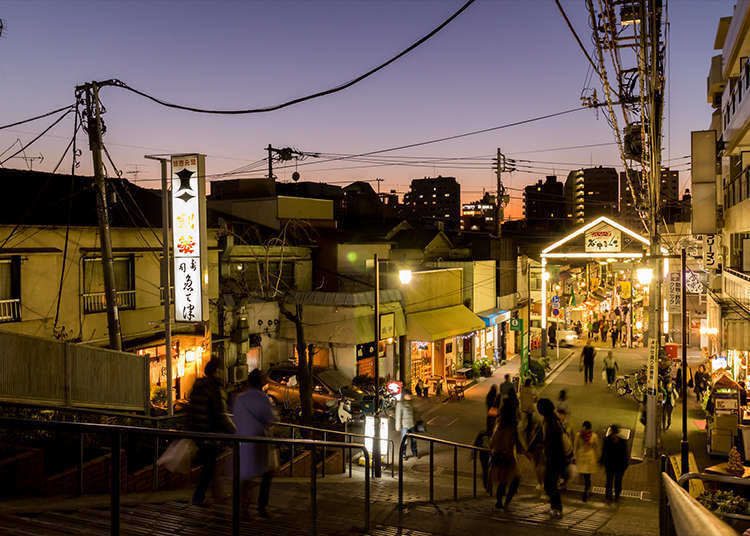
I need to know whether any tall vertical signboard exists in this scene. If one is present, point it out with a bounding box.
[171,154,208,322]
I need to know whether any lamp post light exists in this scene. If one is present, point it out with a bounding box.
[373,256,411,478]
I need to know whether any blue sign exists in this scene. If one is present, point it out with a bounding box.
[552,295,560,306]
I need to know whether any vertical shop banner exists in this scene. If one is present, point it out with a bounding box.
[703,234,719,270]
[667,272,682,313]
[171,154,208,322]
[647,338,658,395]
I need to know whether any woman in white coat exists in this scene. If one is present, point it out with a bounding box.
[573,420,601,502]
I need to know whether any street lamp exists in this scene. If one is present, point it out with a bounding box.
[636,268,653,286]
[372,256,411,478]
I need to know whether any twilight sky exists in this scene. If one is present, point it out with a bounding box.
[0,0,727,218]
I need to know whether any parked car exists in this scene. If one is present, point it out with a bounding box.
[264,365,364,422]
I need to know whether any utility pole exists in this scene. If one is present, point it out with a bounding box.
[496,148,503,236]
[145,155,174,416]
[680,248,688,475]
[267,144,274,180]
[643,0,665,458]
[79,81,122,350]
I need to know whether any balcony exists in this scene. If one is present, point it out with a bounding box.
[82,290,136,314]
[723,267,750,308]
[722,0,750,78]
[0,298,21,322]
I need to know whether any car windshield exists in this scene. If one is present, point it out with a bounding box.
[318,369,349,392]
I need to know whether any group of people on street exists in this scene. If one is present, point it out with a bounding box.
[586,313,627,347]
[481,375,630,518]
[188,359,276,520]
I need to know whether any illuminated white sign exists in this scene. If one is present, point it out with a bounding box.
[585,225,622,252]
[171,154,208,322]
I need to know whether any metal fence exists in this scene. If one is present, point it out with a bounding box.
[0,297,21,322]
[398,432,490,509]
[0,417,370,536]
[82,289,136,314]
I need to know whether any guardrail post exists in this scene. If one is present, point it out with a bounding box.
[111,430,121,536]
[322,432,327,478]
[233,441,240,536]
[391,440,395,478]
[659,455,667,536]
[152,435,159,491]
[363,448,370,532]
[429,441,434,504]
[453,445,458,501]
[290,427,295,477]
[311,445,318,536]
[398,434,406,510]
[78,430,84,496]
[472,449,477,498]
[342,431,346,474]
[348,435,352,478]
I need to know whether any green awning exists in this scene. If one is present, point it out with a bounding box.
[407,305,486,342]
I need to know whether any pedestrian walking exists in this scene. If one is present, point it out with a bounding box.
[490,403,521,510]
[548,324,557,346]
[537,398,566,518]
[395,391,418,459]
[601,425,629,502]
[603,350,619,386]
[694,364,709,402]
[556,390,570,421]
[592,320,600,341]
[519,378,537,416]
[573,421,600,502]
[609,326,617,348]
[486,384,500,434]
[580,341,596,384]
[586,320,593,339]
[600,321,609,343]
[233,369,276,519]
[660,379,679,430]
[188,359,237,506]
[473,429,492,494]
[499,374,515,401]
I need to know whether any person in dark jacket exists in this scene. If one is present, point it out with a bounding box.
[486,385,499,433]
[189,359,236,506]
[538,398,565,518]
[694,364,709,402]
[601,424,629,502]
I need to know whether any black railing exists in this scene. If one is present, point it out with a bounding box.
[272,421,396,478]
[397,432,489,509]
[0,417,370,536]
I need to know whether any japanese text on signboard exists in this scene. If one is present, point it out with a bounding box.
[584,227,622,252]
[668,272,681,313]
[171,155,204,322]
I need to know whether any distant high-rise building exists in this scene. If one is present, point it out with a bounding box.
[403,176,461,229]
[619,167,681,224]
[565,167,619,223]
[523,175,565,224]
[461,192,496,232]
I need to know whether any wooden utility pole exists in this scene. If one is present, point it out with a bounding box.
[496,148,503,236]
[79,81,122,350]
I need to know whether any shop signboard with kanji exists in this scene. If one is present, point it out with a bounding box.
[647,338,658,395]
[584,225,622,252]
[171,154,208,323]
[667,272,682,313]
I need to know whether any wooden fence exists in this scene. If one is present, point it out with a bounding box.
[0,331,148,412]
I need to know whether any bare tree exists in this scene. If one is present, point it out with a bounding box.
[223,219,317,424]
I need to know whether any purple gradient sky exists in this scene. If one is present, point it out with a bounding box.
[0,0,726,218]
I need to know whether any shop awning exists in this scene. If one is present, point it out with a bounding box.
[407,305,485,342]
[477,307,511,327]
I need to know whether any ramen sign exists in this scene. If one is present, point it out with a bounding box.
[585,225,622,253]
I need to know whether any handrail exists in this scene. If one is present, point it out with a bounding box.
[398,432,490,509]
[272,421,396,478]
[661,473,737,536]
[0,417,370,536]
[678,471,750,488]
[0,400,179,422]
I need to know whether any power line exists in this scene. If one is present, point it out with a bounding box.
[554,0,603,79]
[0,105,74,131]
[0,109,73,166]
[109,0,476,115]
